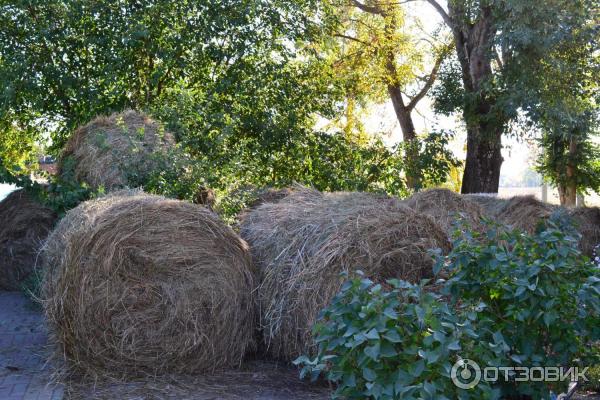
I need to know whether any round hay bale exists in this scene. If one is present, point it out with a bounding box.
[240,186,450,361]
[568,207,600,258]
[58,110,175,191]
[464,194,508,217]
[247,187,294,210]
[496,195,555,234]
[41,191,256,378]
[0,189,57,290]
[406,188,485,236]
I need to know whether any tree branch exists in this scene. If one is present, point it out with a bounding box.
[350,0,384,15]
[334,33,370,46]
[407,45,449,110]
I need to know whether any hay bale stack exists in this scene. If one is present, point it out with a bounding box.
[495,195,555,234]
[58,110,175,191]
[0,190,57,290]
[240,186,450,361]
[568,207,600,258]
[42,191,256,378]
[406,188,485,236]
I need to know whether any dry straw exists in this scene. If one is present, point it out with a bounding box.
[464,194,508,216]
[58,110,175,191]
[494,195,555,234]
[240,186,450,361]
[468,194,600,257]
[41,190,256,378]
[0,189,57,290]
[406,188,485,236]
[568,206,600,257]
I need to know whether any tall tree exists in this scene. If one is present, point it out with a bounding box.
[532,16,599,206]
[326,0,451,190]
[425,0,595,194]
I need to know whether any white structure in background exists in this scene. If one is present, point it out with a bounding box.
[0,183,16,201]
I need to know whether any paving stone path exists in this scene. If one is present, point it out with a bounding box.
[0,292,63,400]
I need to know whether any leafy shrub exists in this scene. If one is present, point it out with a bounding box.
[294,273,498,400]
[296,216,600,399]
[440,215,600,398]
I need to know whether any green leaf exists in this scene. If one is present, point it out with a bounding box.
[362,367,377,381]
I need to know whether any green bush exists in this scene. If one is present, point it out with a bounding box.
[294,273,499,400]
[440,215,600,398]
[296,216,600,399]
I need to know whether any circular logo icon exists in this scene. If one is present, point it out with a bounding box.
[451,359,481,389]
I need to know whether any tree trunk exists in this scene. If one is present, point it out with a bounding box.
[388,84,421,190]
[558,137,578,207]
[558,184,577,207]
[461,124,503,193]
[446,3,505,193]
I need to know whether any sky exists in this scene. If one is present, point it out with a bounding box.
[358,0,536,186]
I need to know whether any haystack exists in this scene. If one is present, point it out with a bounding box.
[464,194,508,217]
[495,195,555,234]
[41,191,256,378]
[568,207,600,258]
[0,190,57,290]
[58,110,175,191]
[240,186,450,361]
[406,188,485,236]
[247,187,294,209]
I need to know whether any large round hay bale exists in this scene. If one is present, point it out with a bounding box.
[0,189,57,290]
[240,186,450,361]
[41,191,256,378]
[58,110,175,191]
[406,188,485,236]
[495,195,555,234]
[568,207,600,258]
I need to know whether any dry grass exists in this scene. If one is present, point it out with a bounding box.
[466,194,555,233]
[468,194,600,257]
[63,360,329,400]
[495,195,556,234]
[246,187,294,210]
[240,186,450,361]
[568,207,600,258]
[58,110,175,190]
[0,189,57,290]
[406,188,485,236]
[464,194,508,217]
[41,190,256,378]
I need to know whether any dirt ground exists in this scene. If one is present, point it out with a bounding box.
[64,360,330,400]
[1,291,598,400]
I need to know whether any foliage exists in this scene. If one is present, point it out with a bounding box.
[428,0,598,193]
[294,274,498,400]
[406,130,461,191]
[0,0,339,155]
[297,216,600,399]
[0,162,99,217]
[530,17,600,202]
[439,215,600,398]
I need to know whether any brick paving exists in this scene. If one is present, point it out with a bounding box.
[0,292,63,400]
